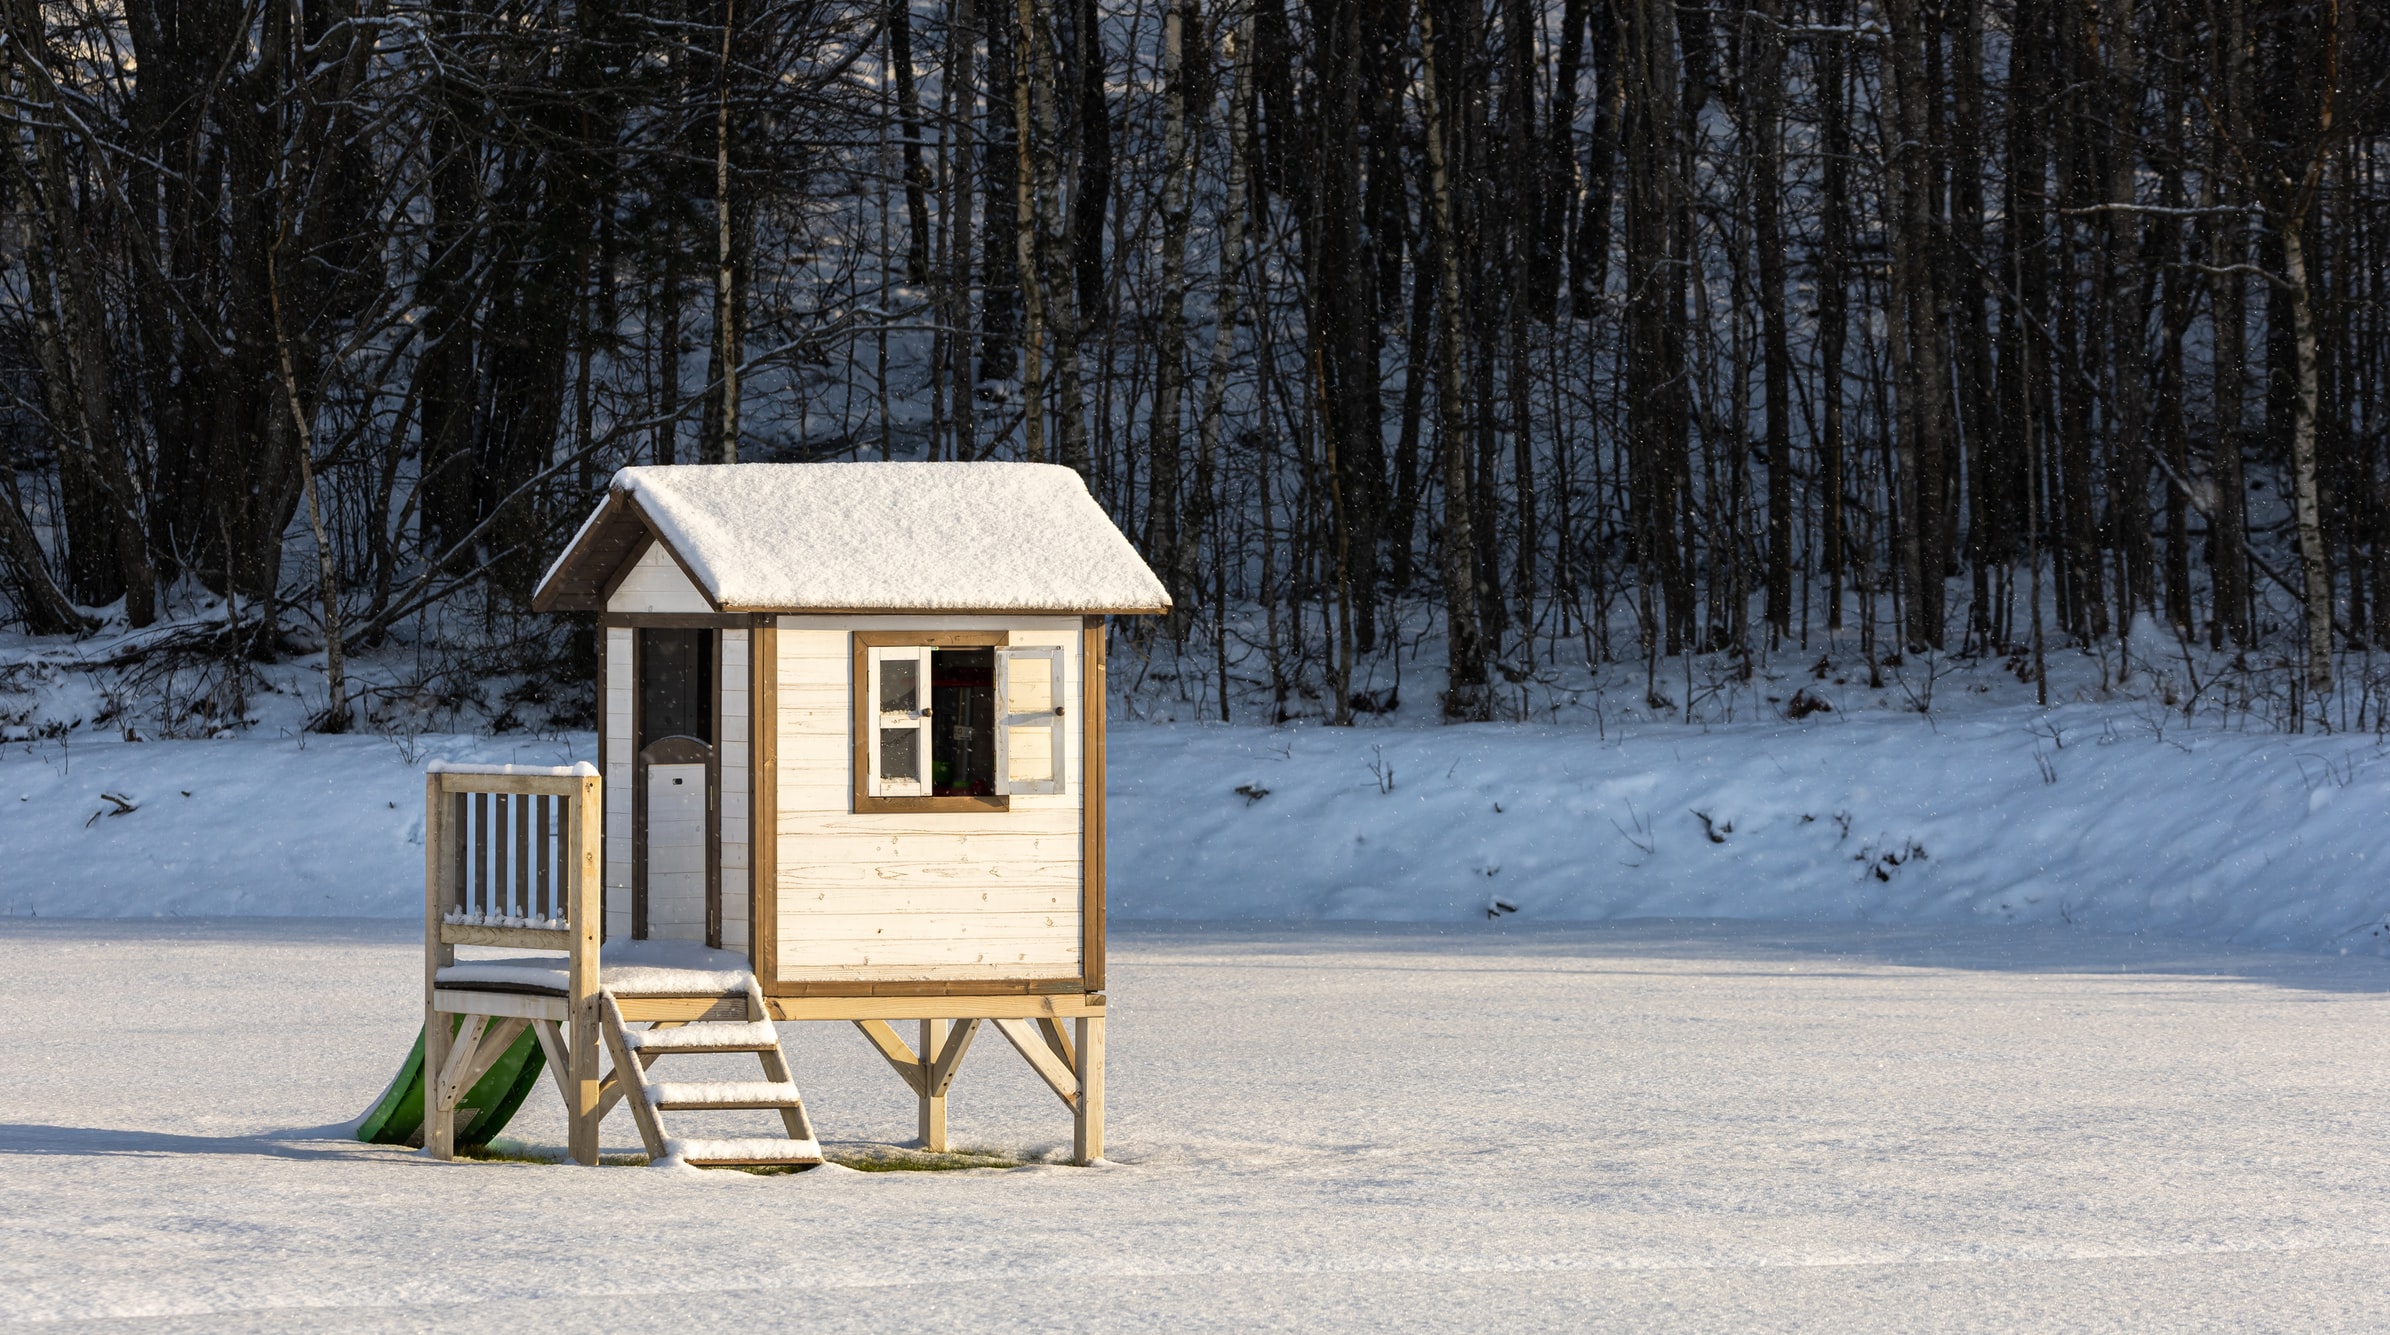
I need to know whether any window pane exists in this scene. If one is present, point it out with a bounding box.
[931,647,996,796]
[880,726,919,782]
[880,656,919,714]
[638,628,713,745]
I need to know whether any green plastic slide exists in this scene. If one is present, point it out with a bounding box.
[356,1018,549,1150]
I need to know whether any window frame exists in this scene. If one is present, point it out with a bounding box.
[850,631,1013,813]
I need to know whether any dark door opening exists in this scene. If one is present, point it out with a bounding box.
[634,627,717,945]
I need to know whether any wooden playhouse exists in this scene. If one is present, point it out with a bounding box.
[418,461,1166,1168]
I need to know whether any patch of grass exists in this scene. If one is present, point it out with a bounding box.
[824,1144,1021,1173]
[459,1142,1025,1173]
[456,1143,566,1166]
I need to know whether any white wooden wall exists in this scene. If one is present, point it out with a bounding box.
[773,615,1084,984]
[602,554,751,952]
[719,627,750,952]
[610,542,712,613]
[602,625,633,940]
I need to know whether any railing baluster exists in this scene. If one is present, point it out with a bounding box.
[536,795,553,922]
[498,793,513,919]
[555,794,572,925]
[508,792,526,920]
[473,792,490,918]
[451,792,469,914]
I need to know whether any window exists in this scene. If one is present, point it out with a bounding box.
[856,632,1066,811]
[638,628,713,746]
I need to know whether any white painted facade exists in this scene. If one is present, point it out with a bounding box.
[773,615,1085,985]
[609,542,713,614]
[601,554,751,949]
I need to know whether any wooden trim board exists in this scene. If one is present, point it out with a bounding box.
[1082,615,1107,993]
[751,614,777,978]
[629,627,645,938]
[769,978,1082,998]
[595,626,610,942]
[767,993,1106,1022]
[439,924,570,950]
[597,530,649,610]
[598,612,753,629]
[606,992,1107,1023]
[707,629,724,949]
[431,989,569,1022]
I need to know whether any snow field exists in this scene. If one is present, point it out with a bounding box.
[7,704,2390,959]
[6,918,2390,1329]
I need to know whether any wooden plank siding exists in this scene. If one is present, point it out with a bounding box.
[601,625,634,941]
[769,615,1086,988]
[608,540,714,614]
[717,627,750,953]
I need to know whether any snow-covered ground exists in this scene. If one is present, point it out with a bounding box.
[7,707,2390,956]
[6,917,2390,1329]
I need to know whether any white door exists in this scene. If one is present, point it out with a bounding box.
[644,762,709,940]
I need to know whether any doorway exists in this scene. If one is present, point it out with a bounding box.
[634,627,716,944]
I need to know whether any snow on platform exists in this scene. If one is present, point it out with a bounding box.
[438,939,755,996]
[5,917,2390,1329]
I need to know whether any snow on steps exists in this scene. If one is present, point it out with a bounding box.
[662,1136,827,1167]
[646,1080,805,1110]
[620,1020,781,1054]
[598,980,823,1169]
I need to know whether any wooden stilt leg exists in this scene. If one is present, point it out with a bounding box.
[424,1008,454,1159]
[1073,1015,1104,1165]
[918,1018,948,1151]
[567,769,602,1166]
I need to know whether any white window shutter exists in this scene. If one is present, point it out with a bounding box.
[866,645,932,797]
[995,646,1066,796]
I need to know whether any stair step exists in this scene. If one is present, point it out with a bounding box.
[665,1135,825,1166]
[647,1080,805,1110]
[620,1020,781,1054]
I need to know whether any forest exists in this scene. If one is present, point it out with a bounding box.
[0,0,2386,733]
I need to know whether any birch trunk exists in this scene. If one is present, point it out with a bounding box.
[2283,225,2334,693]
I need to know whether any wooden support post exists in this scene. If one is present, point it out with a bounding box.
[1073,1014,1104,1165]
[568,772,603,1166]
[423,772,455,1160]
[918,1018,948,1151]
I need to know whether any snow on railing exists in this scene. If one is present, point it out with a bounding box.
[427,761,598,778]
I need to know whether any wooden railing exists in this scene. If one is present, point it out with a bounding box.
[429,766,597,936]
[423,761,602,1163]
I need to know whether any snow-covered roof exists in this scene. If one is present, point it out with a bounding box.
[531,462,1171,615]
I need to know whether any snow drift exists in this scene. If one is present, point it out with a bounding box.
[3,707,2387,955]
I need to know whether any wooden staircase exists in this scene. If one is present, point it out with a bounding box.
[599,976,824,1167]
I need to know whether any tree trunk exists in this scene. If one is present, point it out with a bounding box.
[892,0,934,283]
[1750,0,1791,640]
[1418,0,1487,719]
[1147,0,1195,623]
[2284,223,2335,693]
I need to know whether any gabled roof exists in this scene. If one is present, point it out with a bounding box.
[532,462,1171,615]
